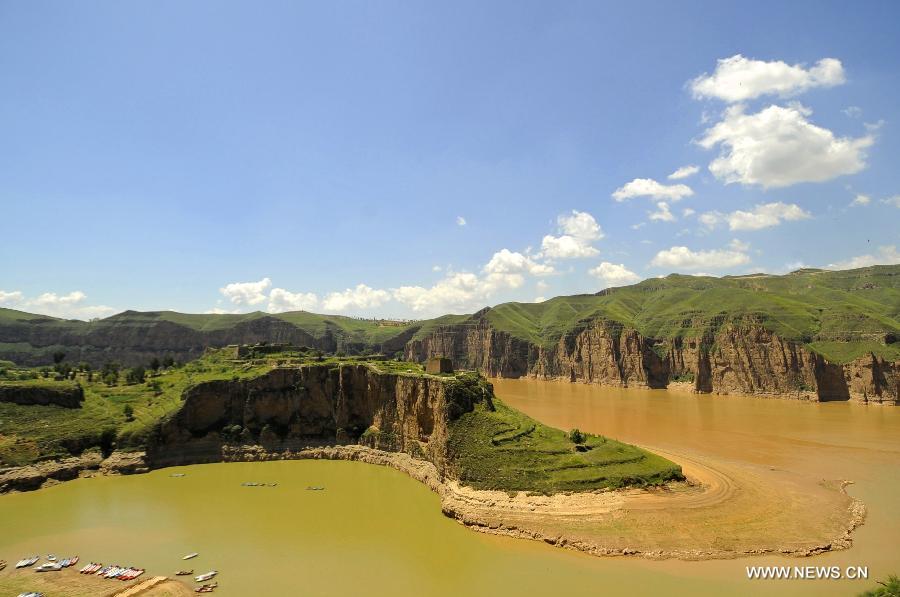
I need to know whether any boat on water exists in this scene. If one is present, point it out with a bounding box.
[16,556,39,568]
[195,583,218,594]
[79,562,102,574]
[195,570,218,582]
[170,473,186,477]
[0,560,6,571]
[17,592,44,597]
[35,562,63,572]
[46,555,56,562]
[306,486,325,491]
[183,552,199,560]
[176,569,194,576]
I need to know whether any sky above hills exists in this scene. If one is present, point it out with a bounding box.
[1,1,899,320]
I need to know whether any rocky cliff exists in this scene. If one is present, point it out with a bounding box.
[0,381,84,408]
[406,315,899,404]
[147,364,485,473]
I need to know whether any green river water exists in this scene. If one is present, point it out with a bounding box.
[1,379,898,596]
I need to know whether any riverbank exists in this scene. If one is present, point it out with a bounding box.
[0,566,193,596]
[2,442,863,561]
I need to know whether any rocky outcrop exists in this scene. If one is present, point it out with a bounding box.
[0,381,84,408]
[406,315,899,404]
[0,450,146,493]
[147,364,485,474]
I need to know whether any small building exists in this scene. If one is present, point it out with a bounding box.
[425,357,454,374]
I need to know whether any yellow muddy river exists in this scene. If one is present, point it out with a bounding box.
[1,379,898,596]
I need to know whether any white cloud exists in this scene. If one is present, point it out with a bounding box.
[536,280,549,292]
[322,284,390,312]
[540,210,603,259]
[393,272,499,314]
[456,216,467,226]
[612,178,694,202]
[483,249,554,276]
[588,262,642,288]
[220,278,272,306]
[432,265,442,272]
[850,194,871,207]
[205,307,241,315]
[697,104,874,188]
[650,242,751,271]
[668,165,700,180]
[882,195,900,208]
[631,222,646,230]
[826,245,900,270]
[4,290,118,320]
[690,55,845,103]
[649,202,675,222]
[682,208,696,217]
[843,106,862,118]
[533,296,546,303]
[700,202,811,231]
[267,288,319,313]
[0,290,24,306]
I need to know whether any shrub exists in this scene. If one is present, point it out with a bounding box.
[569,429,586,444]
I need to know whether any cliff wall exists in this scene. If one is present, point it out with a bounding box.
[405,317,899,404]
[0,381,84,408]
[146,365,483,473]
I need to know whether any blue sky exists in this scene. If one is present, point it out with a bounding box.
[1,1,898,319]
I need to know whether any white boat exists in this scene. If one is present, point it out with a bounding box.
[35,562,63,572]
[16,556,39,568]
[182,552,199,560]
[195,570,218,582]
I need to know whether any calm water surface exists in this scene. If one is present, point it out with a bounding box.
[0,379,897,596]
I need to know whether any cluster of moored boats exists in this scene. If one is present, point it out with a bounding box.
[78,562,146,580]
[6,551,219,593]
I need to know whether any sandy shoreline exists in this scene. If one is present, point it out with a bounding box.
[1,443,866,562]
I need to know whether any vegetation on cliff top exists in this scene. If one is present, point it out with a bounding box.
[448,396,683,492]
[2,265,897,366]
[474,265,900,362]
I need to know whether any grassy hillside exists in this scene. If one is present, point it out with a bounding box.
[1,265,897,366]
[479,265,900,362]
[448,397,682,492]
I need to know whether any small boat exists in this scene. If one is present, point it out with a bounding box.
[78,562,96,573]
[35,562,63,572]
[195,584,217,594]
[182,552,199,560]
[62,556,79,567]
[195,570,218,582]
[46,555,56,562]
[176,570,194,576]
[16,556,39,568]
[306,486,325,491]
[0,560,6,571]
[18,593,45,597]
[170,473,186,477]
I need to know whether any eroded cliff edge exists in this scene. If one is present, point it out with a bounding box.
[147,364,480,472]
[405,313,899,404]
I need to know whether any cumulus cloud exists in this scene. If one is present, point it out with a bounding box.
[393,272,500,314]
[850,194,871,207]
[649,202,676,222]
[843,106,862,118]
[826,245,900,270]
[483,249,554,276]
[697,104,874,188]
[267,288,319,313]
[650,241,751,271]
[612,178,694,202]
[322,284,390,312]
[456,216,467,226]
[540,210,603,259]
[0,290,24,306]
[882,195,900,208]
[0,290,117,320]
[682,208,696,217]
[668,165,700,180]
[220,278,272,306]
[588,262,642,288]
[699,202,811,231]
[690,55,845,102]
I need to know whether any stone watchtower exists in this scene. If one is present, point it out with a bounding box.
[425,357,454,374]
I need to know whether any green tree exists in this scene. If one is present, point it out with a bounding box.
[149,357,161,372]
[568,429,586,444]
[52,351,66,364]
[125,366,146,385]
[123,404,134,421]
[162,355,175,369]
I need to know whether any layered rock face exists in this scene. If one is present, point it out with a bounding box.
[406,318,899,404]
[0,382,84,408]
[147,365,481,473]
[0,313,417,367]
